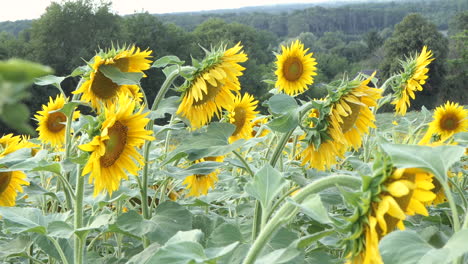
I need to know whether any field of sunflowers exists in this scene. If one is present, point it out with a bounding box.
[0,40,467,264]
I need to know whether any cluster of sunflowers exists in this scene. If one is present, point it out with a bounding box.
[0,38,467,264]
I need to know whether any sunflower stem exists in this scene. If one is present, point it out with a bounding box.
[233,151,254,178]
[242,175,361,264]
[74,164,85,264]
[269,128,295,167]
[441,181,461,232]
[48,236,70,264]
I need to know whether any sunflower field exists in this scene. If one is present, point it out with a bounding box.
[0,40,467,264]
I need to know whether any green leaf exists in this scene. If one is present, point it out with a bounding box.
[245,164,286,212]
[165,161,224,179]
[0,207,46,234]
[267,113,299,133]
[146,241,206,264]
[287,194,331,224]
[293,230,335,249]
[255,245,303,264]
[48,221,74,239]
[126,243,161,264]
[99,64,143,85]
[0,235,30,258]
[164,122,244,162]
[34,236,73,264]
[166,230,203,244]
[267,94,298,115]
[205,242,240,261]
[149,96,180,119]
[207,223,243,248]
[152,55,184,68]
[34,75,66,88]
[381,144,465,182]
[418,229,468,264]
[1,103,35,134]
[58,101,81,117]
[163,65,179,78]
[70,65,88,77]
[147,201,193,244]
[380,230,433,264]
[0,59,53,82]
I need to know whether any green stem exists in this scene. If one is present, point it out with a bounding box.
[442,181,461,232]
[233,151,255,177]
[264,186,301,222]
[242,175,361,264]
[74,164,85,264]
[139,68,181,248]
[269,129,294,167]
[251,201,262,241]
[48,236,70,264]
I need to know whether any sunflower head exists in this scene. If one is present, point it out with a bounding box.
[251,117,270,138]
[275,40,318,96]
[35,94,80,147]
[343,155,436,263]
[182,156,224,197]
[226,93,259,142]
[176,43,247,129]
[79,96,154,196]
[73,45,152,111]
[327,72,382,150]
[0,134,32,206]
[391,46,434,116]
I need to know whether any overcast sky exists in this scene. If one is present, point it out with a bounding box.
[0,0,327,22]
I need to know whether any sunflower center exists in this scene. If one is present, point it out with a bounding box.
[340,103,361,133]
[46,112,67,133]
[192,79,223,106]
[100,121,128,168]
[0,171,12,194]
[232,106,247,136]
[440,114,459,131]
[282,57,303,82]
[92,69,119,100]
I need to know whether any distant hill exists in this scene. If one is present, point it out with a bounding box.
[0,20,32,36]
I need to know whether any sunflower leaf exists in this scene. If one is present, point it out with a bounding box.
[380,230,433,264]
[99,64,143,85]
[245,164,287,212]
[34,75,66,88]
[152,55,184,68]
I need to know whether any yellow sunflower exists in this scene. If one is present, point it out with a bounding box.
[345,158,436,264]
[328,73,382,150]
[35,94,80,147]
[227,93,259,142]
[183,156,223,197]
[74,46,152,111]
[275,39,317,96]
[79,96,154,196]
[251,117,269,138]
[0,134,32,207]
[391,46,434,115]
[177,43,248,129]
[419,101,468,144]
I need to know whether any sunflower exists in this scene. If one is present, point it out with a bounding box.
[328,73,382,150]
[79,96,154,196]
[74,46,152,111]
[183,156,223,197]
[419,101,468,144]
[0,134,32,207]
[344,157,436,264]
[227,93,259,142]
[251,117,269,138]
[275,39,317,96]
[35,94,80,147]
[176,43,247,129]
[391,46,434,115]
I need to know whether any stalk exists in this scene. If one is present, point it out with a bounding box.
[74,164,85,264]
[242,175,361,264]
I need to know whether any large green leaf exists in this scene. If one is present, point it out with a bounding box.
[152,55,184,68]
[0,235,30,258]
[266,94,299,133]
[418,229,468,264]
[381,144,465,181]
[255,245,303,264]
[149,96,180,119]
[165,161,224,180]
[245,164,287,212]
[380,230,433,264]
[287,194,332,224]
[34,75,66,89]
[147,201,193,244]
[99,64,143,85]
[207,223,244,248]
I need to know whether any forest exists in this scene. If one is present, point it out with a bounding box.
[0,0,466,134]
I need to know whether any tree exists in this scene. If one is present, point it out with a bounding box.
[364,30,383,53]
[380,13,448,110]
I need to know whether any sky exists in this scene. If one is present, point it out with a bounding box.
[0,0,327,22]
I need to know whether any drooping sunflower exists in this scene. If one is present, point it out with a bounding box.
[391,46,434,116]
[344,156,436,264]
[183,156,224,197]
[275,39,317,96]
[176,43,248,129]
[227,93,259,142]
[328,73,382,150]
[419,101,468,144]
[74,45,152,111]
[0,134,32,206]
[251,117,270,138]
[79,96,154,196]
[35,94,80,147]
